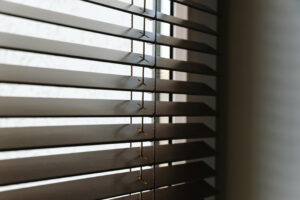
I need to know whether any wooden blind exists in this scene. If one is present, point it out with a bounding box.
[0,0,218,199]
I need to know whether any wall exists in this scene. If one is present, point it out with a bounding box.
[226,0,300,200]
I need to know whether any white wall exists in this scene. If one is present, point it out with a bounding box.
[226,0,300,199]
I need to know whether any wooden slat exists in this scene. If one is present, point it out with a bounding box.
[83,0,217,36]
[0,124,154,151]
[0,31,155,67]
[157,123,214,140]
[0,0,153,43]
[0,142,215,185]
[154,181,216,200]
[0,162,215,200]
[158,77,216,95]
[0,32,216,75]
[156,141,215,165]
[0,64,216,95]
[0,1,214,52]
[171,0,217,15]
[157,34,216,53]
[0,97,153,117]
[156,101,215,116]
[0,123,214,151]
[0,97,215,117]
[156,57,216,75]
[114,181,216,200]
[156,12,217,39]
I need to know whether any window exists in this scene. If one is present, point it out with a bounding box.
[0,0,217,199]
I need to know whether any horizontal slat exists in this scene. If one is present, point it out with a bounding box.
[156,57,216,75]
[156,141,215,164]
[0,123,214,151]
[157,101,215,116]
[158,34,216,53]
[0,161,215,200]
[0,97,215,117]
[114,181,216,200]
[156,12,217,38]
[154,181,216,200]
[158,77,216,95]
[0,31,155,67]
[84,0,217,36]
[0,64,216,95]
[157,123,214,140]
[0,97,153,117]
[172,0,217,15]
[0,32,216,75]
[0,0,153,42]
[0,1,214,53]
[0,142,215,185]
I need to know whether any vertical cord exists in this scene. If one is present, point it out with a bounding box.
[168,0,174,167]
[130,0,134,172]
[138,1,147,199]
[153,1,158,200]
[130,0,134,110]
[142,0,146,85]
[169,1,174,122]
[129,2,134,197]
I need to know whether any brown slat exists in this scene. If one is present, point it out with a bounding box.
[154,181,216,200]
[157,123,214,140]
[0,142,214,185]
[0,97,153,117]
[172,0,217,15]
[0,32,216,75]
[156,12,217,40]
[84,0,218,36]
[156,57,216,75]
[0,64,215,95]
[158,78,215,95]
[114,181,216,200]
[0,124,154,151]
[0,97,215,117]
[157,34,216,53]
[0,31,155,67]
[156,101,215,116]
[0,162,215,200]
[156,141,215,164]
[0,64,155,92]
[0,123,214,151]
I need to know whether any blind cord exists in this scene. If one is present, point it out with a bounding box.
[129,0,134,149]
[129,1,134,198]
[138,1,148,199]
[168,0,174,169]
[153,0,158,200]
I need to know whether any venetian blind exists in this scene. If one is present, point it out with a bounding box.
[0,0,218,199]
